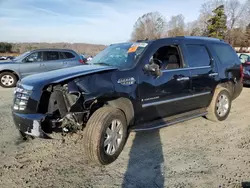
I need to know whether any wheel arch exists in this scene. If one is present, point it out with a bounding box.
[105,97,135,126]
[0,69,20,81]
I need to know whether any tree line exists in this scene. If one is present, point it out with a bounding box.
[131,0,250,50]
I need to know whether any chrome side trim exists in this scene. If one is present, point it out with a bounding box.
[142,91,211,108]
[176,77,190,81]
[208,72,219,77]
[161,66,211,73]
[132,112,208,132]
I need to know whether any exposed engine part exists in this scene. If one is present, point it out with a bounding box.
[44,82,100,139]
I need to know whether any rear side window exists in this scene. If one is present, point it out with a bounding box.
[63,52,75,59]
[212,44,240,65]
[186,45,211,67]
[45,51,59,61]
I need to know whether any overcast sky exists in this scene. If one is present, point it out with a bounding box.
[0,0,246,44]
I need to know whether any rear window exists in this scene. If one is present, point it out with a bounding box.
[63,52,75,59]
[212,44,240,65]
[45,51,59,61]
[186,44,211,67]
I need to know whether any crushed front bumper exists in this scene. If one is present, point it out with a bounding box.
[12,112,52,139]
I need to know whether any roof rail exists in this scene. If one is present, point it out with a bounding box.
[175,36,221,41]
[136,38,148,42]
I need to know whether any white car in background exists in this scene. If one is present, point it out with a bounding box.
[0,56,7,60]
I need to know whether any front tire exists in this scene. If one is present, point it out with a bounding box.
[84,107,127,165]
[206,87,232,122]
[0,72,17,88]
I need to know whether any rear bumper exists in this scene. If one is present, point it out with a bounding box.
[12,112,52,139]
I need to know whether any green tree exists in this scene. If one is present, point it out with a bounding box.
[0,42,12,53]
[207,5,227,39]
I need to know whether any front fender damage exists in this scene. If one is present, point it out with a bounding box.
[37,79,103,139]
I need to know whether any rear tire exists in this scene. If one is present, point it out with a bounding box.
[206,87,231,122]
[0,72,17,88]
[84,107,127,165]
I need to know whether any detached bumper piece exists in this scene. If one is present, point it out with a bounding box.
[12,112,52,139]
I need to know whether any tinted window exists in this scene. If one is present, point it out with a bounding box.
[24,52,43,62]
[212,44,240,64]
[63,52,75,59]
[45,51,59,61]
[59,52,65,59]
[186,45,211,67]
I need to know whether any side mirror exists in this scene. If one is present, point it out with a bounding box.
[144,63,162,78]
[26,58,34,62]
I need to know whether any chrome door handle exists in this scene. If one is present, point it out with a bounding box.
[209,73,218,77]
[177,77,190,81]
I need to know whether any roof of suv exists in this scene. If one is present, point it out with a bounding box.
[29,48,78,53]
[135,36,227,44]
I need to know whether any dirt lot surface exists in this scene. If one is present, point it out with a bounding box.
[0,87,250,188]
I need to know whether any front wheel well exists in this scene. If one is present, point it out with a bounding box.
[0,70,19,81]
[105,97,135,126]
[88,97,135,126]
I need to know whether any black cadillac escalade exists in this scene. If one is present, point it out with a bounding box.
[12,36,243,165]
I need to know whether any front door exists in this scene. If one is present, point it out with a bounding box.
[137,41,193,123]
[19,51,46,78]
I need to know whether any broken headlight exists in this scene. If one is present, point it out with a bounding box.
[13,83,33,111]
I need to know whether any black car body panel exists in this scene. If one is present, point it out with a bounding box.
[243,63,250,85]
[12,36,243,138]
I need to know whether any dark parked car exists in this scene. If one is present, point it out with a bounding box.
[0,49,84,88]
[242,56,250,85]
[12,36,243,165]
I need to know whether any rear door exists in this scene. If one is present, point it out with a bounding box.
[61,51,80,66]
[43,51,64,71]
[182,44,218,109]
[19,51,46,78]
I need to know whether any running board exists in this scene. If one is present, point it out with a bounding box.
[130,108,207,132]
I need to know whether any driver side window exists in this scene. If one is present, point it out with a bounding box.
[150,45,183,70]
[23,52,43,63]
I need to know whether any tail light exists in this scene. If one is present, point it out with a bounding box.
[245,61,250,65]
[79,59,85,64]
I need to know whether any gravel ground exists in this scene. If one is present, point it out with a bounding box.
[0,87,249,188]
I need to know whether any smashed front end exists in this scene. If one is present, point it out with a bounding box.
[12,81,100,139]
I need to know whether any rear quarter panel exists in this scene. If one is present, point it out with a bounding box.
[207,43,243,99]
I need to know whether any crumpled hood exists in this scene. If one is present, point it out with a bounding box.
[21,65,117,87]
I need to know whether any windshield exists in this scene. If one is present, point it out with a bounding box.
[13,51,30,61]
[88,42,148,69]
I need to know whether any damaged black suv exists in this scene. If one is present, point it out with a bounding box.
[12,36,243,165]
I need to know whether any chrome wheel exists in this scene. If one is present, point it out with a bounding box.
[216,94,229,117]
[1,74,14,86]
[104,119,123,156]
